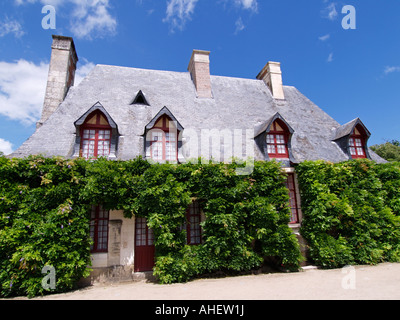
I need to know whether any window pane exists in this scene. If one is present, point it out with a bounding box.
[166,132,176,142]
[350,147,356,155]
[90,205,109,252]
[276,135,285,144]
[355,139,362,147]
[266,135,275,144]
[357,147,364,155]
[82,140,95,159]
[151,142,163,160]
[267,145,276,154]
[286,174,299,224]
[277,145,287,154]
[349,138,354,146]
[152,132,163,142]
[165,142,177,161]
[148,229,154,246]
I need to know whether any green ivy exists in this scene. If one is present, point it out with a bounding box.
[0,155,303,296]
[297,160,400,268]
[0,156,92,298]
[3,155,400,297]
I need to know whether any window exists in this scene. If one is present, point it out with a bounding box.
[186,201,202,245]
[80,111,112,159]
[266,120,289,158]
[285,174,299,224]
[90,205,109,253]
[349,125,367,159]
[135,217,154,247]
[149,115,178,162]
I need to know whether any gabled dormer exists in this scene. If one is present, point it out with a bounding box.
[73,102,119,160]
[255,113,295,163]
[333,118,371,160]
[144,106,184,163]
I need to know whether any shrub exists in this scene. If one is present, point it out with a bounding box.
[0,156,92,298]
[297,160,400,268]
[0,156,303,295]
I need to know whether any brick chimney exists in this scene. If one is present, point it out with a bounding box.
[188,50,212,99]
[257,61,285,100]
[37,35,78,127]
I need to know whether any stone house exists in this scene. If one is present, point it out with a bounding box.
[12,35,385,280]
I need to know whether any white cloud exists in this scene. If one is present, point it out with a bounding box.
[163,0,258,32]
[0,138,13,155]
[163,0,199,32]
[322,2,338,21]
[384,66,400,75]
[327,52,334,63]
[0,59,48,125]
[0,59,95,125]
[69,0,117,39]
[14,0,117,39]
[0,17,24,38]
[235,0,258,13]
[234,17,245,34]
[319,33,330,41]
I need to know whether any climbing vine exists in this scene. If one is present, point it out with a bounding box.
[0,155,301,297]
[3,155,399,298]
[297,160,400,268]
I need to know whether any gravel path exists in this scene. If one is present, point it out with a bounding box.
[22,263,400,300]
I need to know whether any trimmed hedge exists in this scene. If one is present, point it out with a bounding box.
[297,160,400,268]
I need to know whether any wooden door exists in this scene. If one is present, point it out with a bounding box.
[134,217,155,272]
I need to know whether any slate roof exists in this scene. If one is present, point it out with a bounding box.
[11,64,385,163]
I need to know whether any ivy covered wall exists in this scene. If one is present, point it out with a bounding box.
[1,156,399,298]
[0,156,301,297]
[297,160,400,268]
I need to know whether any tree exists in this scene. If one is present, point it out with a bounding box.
[371,140,400,162]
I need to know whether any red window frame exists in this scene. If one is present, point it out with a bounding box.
[349,125,367,159]
[90,205,109,253]
[266,120,289,159]
[285,173,300,224]
[135,217,154,247]
[149,115,179,162]
[80,111,112,160]
[186,201,202,245]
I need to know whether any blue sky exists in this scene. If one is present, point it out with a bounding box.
[0,0,399,154]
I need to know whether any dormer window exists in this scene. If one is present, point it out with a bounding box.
[266,119,290,158]
[73,102,119,160]
[149,115,178,162]
[144,106,184,163]
[254,113,294,162]
[332,118,371,160]
[80,111,112,159]
[349,124,367,159]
